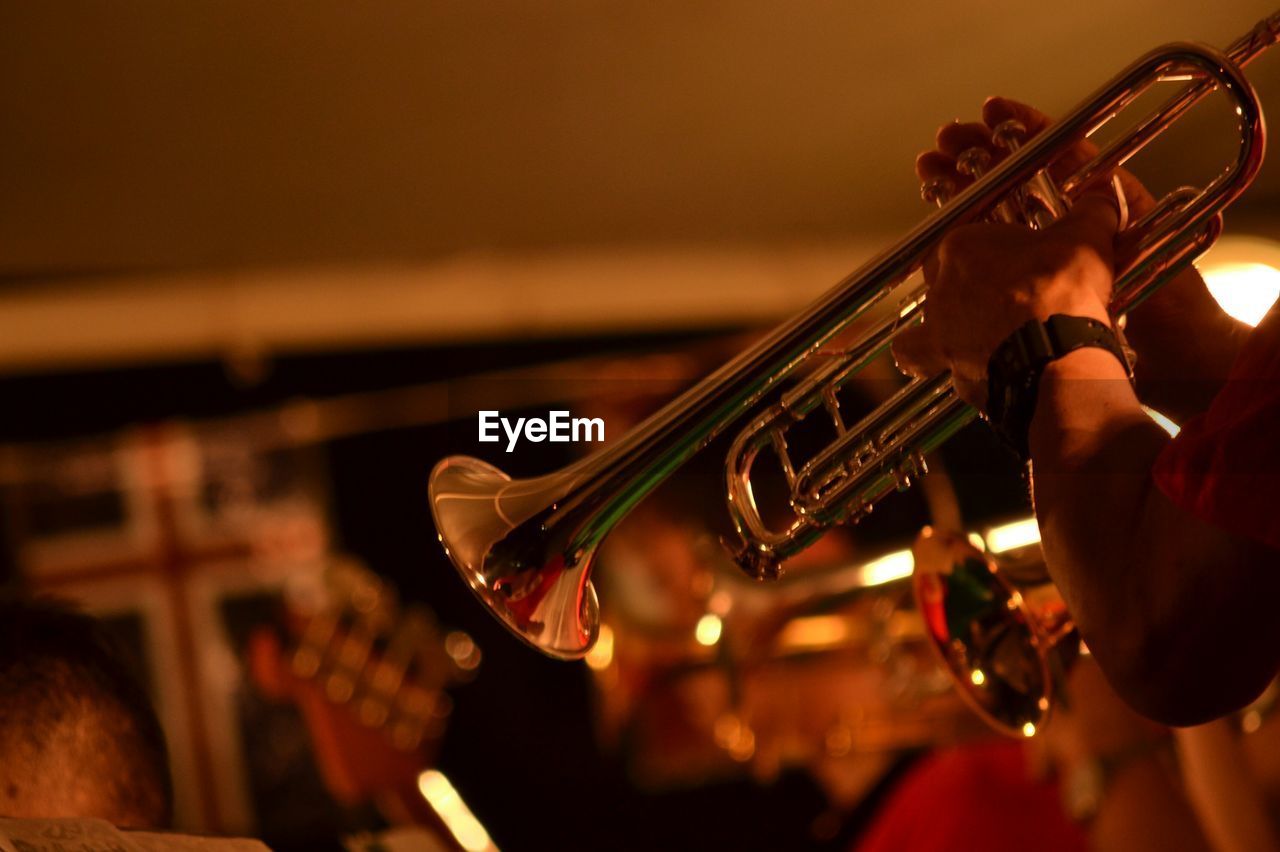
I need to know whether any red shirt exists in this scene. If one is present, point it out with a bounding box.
[855,742,1085,852]
[1153,303,1280,550]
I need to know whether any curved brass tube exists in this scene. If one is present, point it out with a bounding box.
[430,14,1278,660]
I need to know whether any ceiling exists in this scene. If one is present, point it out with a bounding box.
[1,1,1279,363]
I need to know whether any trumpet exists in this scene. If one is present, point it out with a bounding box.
[911,526,1077,738]
[430,13,1279,661]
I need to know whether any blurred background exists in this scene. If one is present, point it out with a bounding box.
[2,1,1279,850]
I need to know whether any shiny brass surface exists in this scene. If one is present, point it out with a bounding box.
[430,12,1278,659]
[912,528,1075,738]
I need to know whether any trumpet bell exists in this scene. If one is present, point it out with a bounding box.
[912,530,1076,737]
[428,13,1277,676]
[429,456,600,659]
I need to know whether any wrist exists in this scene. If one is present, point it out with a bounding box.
[1030,349,1151,466]
[986,315,1132,460]
[1034,296,1110,326]
[1040,345,1132,384]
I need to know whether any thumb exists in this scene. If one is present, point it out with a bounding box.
[1114,167,1155,219]
[892,323,947,378]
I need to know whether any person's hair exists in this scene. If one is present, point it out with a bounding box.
[0,596,173,827]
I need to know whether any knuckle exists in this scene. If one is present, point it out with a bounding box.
[1060,240,1108,276]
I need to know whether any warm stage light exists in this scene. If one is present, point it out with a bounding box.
[856,549,915,587]
[1142,406,1180,437]
[776,614,852,652]
[1202,262,1280,327]
[1198,237,1280,327]
[984,517,1041,554]
[695,613,723,646]
[584,623,615,671]
[1198,260,1280,326]
[417,770,497,852]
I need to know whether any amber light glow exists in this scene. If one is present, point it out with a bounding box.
[695,613,723,646]
[984,518,1041,554]
[584,623,615,670]
[776,614,852,652]
[856,549,915,587]
[1202,262,1280,326]
[1198,237,1280,327]
[418,770,498,852]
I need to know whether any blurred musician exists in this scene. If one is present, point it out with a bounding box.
[0,597,172,828]
[858,531,1280,852]
[893,97,1280,726]
[857,659,1280,852]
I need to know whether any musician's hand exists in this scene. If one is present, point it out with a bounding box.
[913,98,1155,217]
[900,97,1245,418]
[892,191,1118,409]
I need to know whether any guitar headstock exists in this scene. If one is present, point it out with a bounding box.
[287,560,480,750]
[249,559,481,807]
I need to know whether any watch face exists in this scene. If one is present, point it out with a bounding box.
[1064,759,1105,822]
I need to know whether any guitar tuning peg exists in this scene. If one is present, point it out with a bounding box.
[325,671,357,704]
[358,695,391,728]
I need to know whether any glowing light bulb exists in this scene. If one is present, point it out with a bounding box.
[857,549,915,587]
[418,771,496,852]
[985,517,1040,554]
[1201,261,1280,326]
[695,613,723,646]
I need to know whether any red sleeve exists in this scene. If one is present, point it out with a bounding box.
[1152,304,1280,550]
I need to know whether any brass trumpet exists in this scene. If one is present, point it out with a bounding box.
[430,13,1278,660]
[911,526,1077,738]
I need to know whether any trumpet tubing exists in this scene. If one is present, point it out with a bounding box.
[430,12,1278,660]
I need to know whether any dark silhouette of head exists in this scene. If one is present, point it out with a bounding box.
[0,597,172,828]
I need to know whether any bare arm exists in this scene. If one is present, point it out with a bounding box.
[1029,349,1280,724]
[1122,266,1253,424]
[1090,757,1212,852]
[896,97,1280,724]
[1037,663,1203,852]
[1175,720,1280,852]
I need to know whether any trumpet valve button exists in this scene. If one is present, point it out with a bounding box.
[991,119,1027,152]
[920,176,956,207]
[956,146,993,178]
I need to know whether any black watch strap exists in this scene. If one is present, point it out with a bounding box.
[986,314,1133,461]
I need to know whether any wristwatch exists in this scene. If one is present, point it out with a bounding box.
[986,314,1133,461]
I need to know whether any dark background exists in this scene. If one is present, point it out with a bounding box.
[0,327,1031,850]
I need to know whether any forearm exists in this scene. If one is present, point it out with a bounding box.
[1027,350,1280,723]
[1086,724,1280,852]
[1090,755,1210,852]
[1027,351,1173,704]
[1176,721,1280,852]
